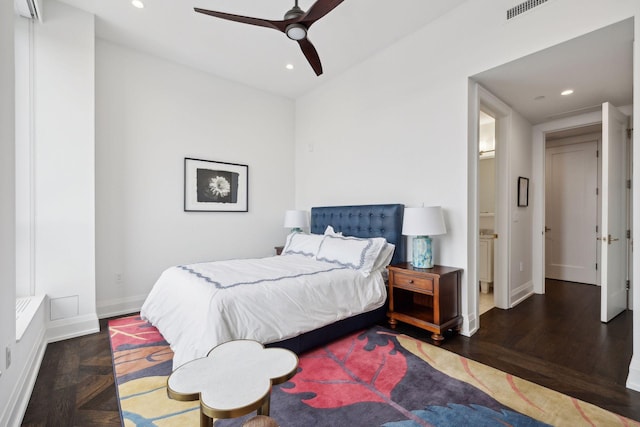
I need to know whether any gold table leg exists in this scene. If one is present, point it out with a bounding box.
[257,392,271,416]
[200,409,213,427]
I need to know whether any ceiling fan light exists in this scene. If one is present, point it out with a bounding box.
[286,24,307,41]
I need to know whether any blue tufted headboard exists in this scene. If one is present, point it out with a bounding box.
[310,204,405,265]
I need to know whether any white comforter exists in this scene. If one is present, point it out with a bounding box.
[140,254,386,369]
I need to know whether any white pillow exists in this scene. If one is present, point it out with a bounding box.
[324,225,343,236]
[371,242,396,272]
[315,235,388,277]
[282,233,324,258]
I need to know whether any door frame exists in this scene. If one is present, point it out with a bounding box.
[544,137,600,285]
[532,110,608,293]
[467,82,511,335]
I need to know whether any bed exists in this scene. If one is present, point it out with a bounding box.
[140,204,405,369]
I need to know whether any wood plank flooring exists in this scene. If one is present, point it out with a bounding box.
[438,279,640,420]
[21,318,121,427]
[21,279,640,425]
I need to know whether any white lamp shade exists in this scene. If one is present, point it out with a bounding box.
[402,206,447,236]
[283,210,309,229]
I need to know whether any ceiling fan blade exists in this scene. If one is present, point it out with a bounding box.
[300,0,344,27]
[297,38,323,76]
[194,8,287,32]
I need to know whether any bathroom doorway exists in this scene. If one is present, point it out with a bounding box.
[478,110,497,315]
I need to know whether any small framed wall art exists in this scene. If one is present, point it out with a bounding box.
[517,176,529,207]
[184,158,248,212]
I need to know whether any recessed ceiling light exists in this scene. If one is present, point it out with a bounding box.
[561,89,574,96]
[286,64,294,70]
[132,0,144,9]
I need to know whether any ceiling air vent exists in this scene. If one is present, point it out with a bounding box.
[507,0,548,20]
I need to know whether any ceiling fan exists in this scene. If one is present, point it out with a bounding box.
[194,0,344,76]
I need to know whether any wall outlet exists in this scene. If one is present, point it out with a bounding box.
[519,262,524,272]
[115,273,123,284]
[6,346,11,370]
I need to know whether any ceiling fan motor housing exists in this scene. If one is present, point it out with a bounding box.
[284,4,307,40]
[284,5,304,20]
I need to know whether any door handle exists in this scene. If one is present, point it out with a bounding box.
[605,234,620,244]
[544,226,551,232]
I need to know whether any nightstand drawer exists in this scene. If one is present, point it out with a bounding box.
[392,271,433,293]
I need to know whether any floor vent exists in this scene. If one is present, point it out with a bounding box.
[507,0,548,20]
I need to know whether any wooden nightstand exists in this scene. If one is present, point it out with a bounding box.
[387,263,462,344]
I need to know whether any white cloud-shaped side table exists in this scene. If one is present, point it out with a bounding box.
[167,340,298,427]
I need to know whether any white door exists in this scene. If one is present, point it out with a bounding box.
[545,141,598,284]
[601,102,628,322]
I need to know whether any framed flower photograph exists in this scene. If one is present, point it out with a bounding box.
[184,158,248,212]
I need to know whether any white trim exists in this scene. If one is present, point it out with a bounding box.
[0,320,46,427]
[626,355,640,391]
[96,294,146,319]
[510,281,534,307]
[15,294,45,341]
[532,110,604,294]
[477,85,513,309]
[467,82,513,335]
[464,79,480,337]
[465,312,478,337]
[46,313,99,343]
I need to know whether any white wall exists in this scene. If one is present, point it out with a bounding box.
[95,41,296,317]
[478,158,495,230]
[14,16,32,299]
[0,0,17,421]
[1,5,48,427]
[32,1,98,340]
[508,110,534,304]
[294,0,639,336]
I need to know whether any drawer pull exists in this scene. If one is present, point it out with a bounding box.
[408,280,414,284]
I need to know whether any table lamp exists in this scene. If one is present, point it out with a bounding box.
[402,206,446,268]
[283,210,309,233]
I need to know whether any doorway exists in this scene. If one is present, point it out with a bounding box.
[544,126,601,286]
[467,16,635,389]
[478,110,496,315]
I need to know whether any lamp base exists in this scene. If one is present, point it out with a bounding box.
[411,236,433,269]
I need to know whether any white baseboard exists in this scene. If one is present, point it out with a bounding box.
[627,355,640,391]
[510,280,534,307]
[0,317,47,427]
[96,294,146,319]
[46,313,99,343]
[462,312,477,337]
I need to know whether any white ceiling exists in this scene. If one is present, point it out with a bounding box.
[49,1,634,118]
[473,18,633,125]
[56,0,467,99]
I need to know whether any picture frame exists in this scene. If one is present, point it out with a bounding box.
[517,176,529,207]
[184,158,248,212]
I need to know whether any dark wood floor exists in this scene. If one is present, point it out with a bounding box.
[22,279,640,425]
[438,279,640,421]
[21,317,121,427]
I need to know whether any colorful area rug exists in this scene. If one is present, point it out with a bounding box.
[109,315,639,426]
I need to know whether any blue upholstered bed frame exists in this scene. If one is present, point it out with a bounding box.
[268,203,405,354]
